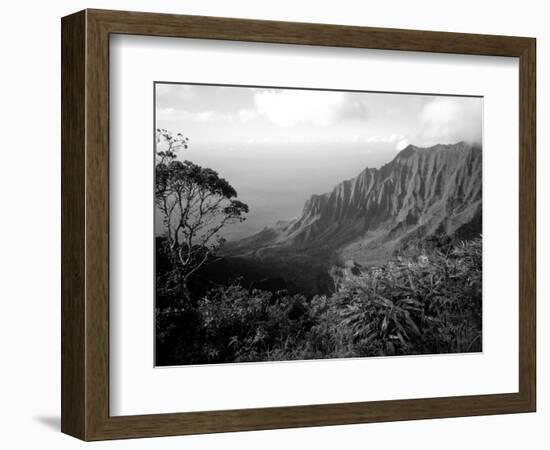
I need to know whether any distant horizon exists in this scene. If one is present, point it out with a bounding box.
[155,83,483,241]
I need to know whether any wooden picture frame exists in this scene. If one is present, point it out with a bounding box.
[61,9,536,441]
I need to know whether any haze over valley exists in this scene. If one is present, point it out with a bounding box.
[154,83,484,365]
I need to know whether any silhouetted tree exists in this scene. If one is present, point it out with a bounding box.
[155,129,249,299]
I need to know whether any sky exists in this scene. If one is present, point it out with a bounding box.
[155,83,483,241]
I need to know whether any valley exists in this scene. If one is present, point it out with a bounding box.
[221,141,482,295]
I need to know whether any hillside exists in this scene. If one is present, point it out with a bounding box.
[223,141,482,294]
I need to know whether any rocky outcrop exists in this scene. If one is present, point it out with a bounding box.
[227,141,482,266]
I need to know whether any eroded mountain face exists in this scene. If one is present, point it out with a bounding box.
[223,141,482,295]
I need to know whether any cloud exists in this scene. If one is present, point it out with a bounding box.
[396,138,409,151]
[246,137,272,145]
[253,89,348,127]
[348,97,482,150]
[157,107,257,123]
[337,97,370,121]
[195,111,232,122]
[417,97,482,146]
[155,84,195,109]
[237,109,258,122]
[352,134,405,144]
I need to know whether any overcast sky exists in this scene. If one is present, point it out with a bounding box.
[155,83,482,241]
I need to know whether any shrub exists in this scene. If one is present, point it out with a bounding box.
[331,237,482,356]
[196,285,315,363]
[156,237,482,365]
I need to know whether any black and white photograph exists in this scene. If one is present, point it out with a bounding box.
[1,0,542,446]
[154,83,483,366]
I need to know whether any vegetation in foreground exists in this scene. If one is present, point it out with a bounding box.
[156,237,482,365]
[154,128,482,365]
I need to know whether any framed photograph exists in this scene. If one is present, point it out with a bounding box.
[61,9,536,440]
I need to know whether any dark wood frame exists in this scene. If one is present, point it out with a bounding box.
[61,9,536,441]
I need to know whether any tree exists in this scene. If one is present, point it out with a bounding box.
[155,129,249,299]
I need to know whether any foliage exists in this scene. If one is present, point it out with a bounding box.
[156,237,482,365]
[155,129,249,299]
[197,286,315,363]
[331,237,482,356]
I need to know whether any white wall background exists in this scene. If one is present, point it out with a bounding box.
[0,0,546,448]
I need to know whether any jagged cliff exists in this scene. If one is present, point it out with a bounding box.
[227,141,482,265]
[219,141,481,294]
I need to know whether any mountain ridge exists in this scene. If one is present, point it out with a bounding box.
[226,141,482,262]
[219,141,481,294]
